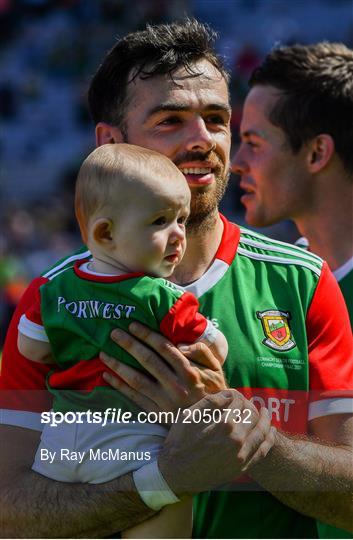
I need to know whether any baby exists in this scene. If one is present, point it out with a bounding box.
[18,144,228,538]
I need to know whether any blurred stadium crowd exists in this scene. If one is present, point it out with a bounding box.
[1,0,352,344]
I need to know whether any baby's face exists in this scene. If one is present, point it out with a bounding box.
[110,179,190,277]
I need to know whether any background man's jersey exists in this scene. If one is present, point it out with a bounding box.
[333,261,353,328]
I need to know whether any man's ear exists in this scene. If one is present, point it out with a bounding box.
[95,123,125,147]
[307,134,335,173]
[92,218,114,245]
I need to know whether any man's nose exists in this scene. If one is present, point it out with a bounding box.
[231,148,246,175]
[184,117,215,153]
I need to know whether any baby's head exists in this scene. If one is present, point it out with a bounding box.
[75,144,190,277]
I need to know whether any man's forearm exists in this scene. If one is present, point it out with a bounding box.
[1,469,155,538]
[249,430,353,532]
[0,425,155,538]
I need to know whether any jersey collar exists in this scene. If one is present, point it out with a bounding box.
[176,214,240,298]
[74,260,145,283]
[216,214,240,264]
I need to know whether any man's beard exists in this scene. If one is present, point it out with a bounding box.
[173,149,230,234]
[187,169,230,233]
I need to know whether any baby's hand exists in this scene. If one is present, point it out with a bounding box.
[179,326,228,366]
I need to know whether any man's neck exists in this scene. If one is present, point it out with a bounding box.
[170,212,224,285]
[295,179,353,271]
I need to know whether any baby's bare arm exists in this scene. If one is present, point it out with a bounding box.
[17,332,55,363]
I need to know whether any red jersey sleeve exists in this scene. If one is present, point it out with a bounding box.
[0,277,53,413]
[24,285,43,325]
[17,285,50,342]
[159,292,208,345]
[307,262,353,399]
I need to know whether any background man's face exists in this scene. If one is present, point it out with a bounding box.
[232,85,313,227]
[120,60,232,226]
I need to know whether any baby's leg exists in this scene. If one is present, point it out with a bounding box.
[122,497,192,539]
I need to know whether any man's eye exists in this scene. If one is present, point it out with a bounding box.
[159,116,181,126]
[246,140,258,148]
[152,217,167,225]
[206,114,226,125]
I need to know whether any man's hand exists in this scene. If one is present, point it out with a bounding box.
[100,322,227,412]
[101,324,277,496]
[158,390,276,495]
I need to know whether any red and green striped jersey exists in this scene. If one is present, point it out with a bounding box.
[1,215,352,538]
[19,261,211,414]
[191,222,352,538]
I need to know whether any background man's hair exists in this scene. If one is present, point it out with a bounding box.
[88,18,228,132]
[249,42,353,174]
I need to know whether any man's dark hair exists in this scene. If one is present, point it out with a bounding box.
[249,42,353,174]
[88,19,228,131]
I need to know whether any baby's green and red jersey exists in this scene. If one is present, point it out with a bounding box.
[1,215,352,538]
[18,263,214,414]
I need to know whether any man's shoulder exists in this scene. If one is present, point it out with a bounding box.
[237,226,323,279]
